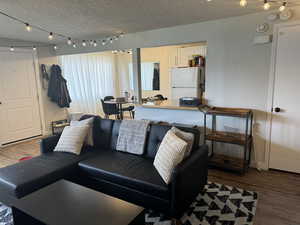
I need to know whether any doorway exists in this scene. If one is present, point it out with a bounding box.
[269,22,300,173]
[0,50,42,145]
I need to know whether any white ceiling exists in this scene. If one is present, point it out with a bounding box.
[0,0,299,44]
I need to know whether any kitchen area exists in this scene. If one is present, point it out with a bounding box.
[132,42,207,126]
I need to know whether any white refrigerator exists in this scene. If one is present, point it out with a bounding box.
[171,67,203,100]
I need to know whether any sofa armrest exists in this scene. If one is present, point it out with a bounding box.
[40,135,60,154]
[170,144,208,218]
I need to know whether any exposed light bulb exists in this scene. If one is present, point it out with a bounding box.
[67,38,72,45]
[25,23,32,32]
[240,0,247,7]
[279,2,287,11]
[263,0,270,10]
[10,46,14,51]
[53,45,57,50]
[82,40,87,47]
[72,42,77,48]
[93,41,97,47]
[33,46,36,51]
[102,40,106,45]
[48,32,53,40]
[110,38,113,44]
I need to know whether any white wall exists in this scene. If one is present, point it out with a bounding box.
[37,47,68,135]
[53,7,300,168]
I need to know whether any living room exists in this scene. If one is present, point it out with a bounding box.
[0,0,300,224]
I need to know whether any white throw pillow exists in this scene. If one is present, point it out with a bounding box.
[153,130,188,184]
[54,125,89,155]
[171,127,195,158]
[70,117,94,146]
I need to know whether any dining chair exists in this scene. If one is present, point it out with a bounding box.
[101,99,120,119]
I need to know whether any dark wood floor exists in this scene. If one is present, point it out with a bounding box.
[1,139,300,225]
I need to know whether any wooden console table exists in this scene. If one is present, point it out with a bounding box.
[203,107,253,174]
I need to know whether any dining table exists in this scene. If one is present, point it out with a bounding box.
[104,99,134,120]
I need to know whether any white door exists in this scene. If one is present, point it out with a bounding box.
[269,24,300,173]
[0,51,42,145]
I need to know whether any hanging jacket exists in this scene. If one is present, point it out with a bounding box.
[47,65,72,108]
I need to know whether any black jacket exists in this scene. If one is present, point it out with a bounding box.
[47,65,72,108]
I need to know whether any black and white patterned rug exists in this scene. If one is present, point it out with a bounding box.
[145,182,258,225]
[0,182,257,225]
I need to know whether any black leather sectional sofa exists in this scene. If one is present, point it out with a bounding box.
[0,116,208,219]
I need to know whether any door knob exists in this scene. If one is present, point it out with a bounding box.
[274,107,281,113]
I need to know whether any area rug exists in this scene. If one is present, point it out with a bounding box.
[0,182,257,225]
[145,182,258,225]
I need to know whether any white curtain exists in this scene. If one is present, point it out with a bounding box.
[60,52,117,114]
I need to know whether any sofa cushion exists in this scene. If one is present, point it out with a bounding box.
[93,117,114,149]
[78,150,169,199]
[0,150,97,198]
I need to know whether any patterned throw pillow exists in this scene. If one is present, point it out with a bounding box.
[54,126,89,155]
[153,130,188,184]
[70,117,94,146]
[171,127,195,158]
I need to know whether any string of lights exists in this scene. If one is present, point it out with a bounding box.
[0,9,125,51]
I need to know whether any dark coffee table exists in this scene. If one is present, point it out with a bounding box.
[12,180,144,225]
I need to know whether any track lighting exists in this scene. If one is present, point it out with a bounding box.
[110,38,113,44]
[102,40,106,45]
[48,32,53,40]
[240,0,247,7]
[263,0,270,10]
[93,41,97,47]
[10,46,14,51]
[33,46,36,51]
[72,42,77,48]
[25,23,31,32]
[82,40,87,47]
[279,1,287,11]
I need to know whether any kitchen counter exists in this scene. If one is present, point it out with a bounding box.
[140,100,200,111]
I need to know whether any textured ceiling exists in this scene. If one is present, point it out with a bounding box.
[0,0,299,44]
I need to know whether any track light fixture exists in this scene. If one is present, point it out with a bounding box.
[279,1,287,11]
[48,32,53,40]
[240,0,247,7]
[263,0,271,10]
[25,23,31,32]
[67,38,72,45]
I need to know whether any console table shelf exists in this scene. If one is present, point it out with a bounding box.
[205,131,252,146]
[203,107,253,174]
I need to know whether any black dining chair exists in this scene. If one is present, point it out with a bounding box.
[101,99,120,119]
[122,105,135,119]
[105,96,135,119]
[104,96,114,101]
